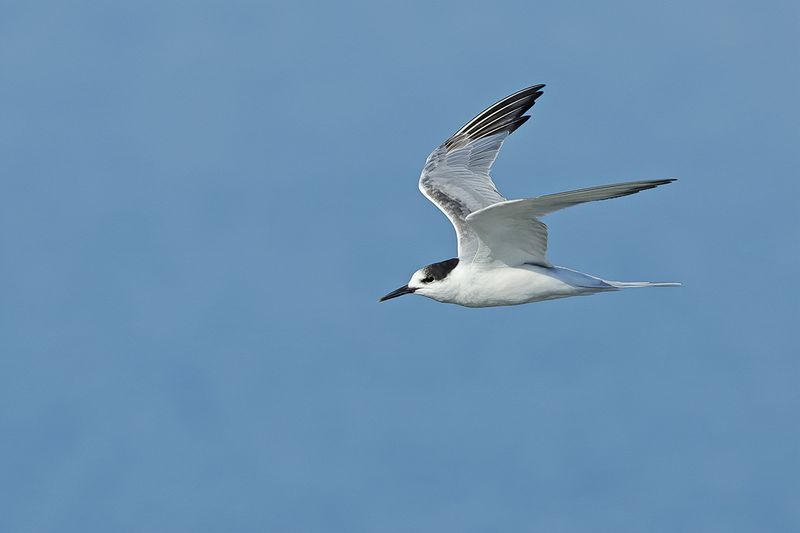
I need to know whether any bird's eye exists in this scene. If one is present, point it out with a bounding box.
[421,277,434,283]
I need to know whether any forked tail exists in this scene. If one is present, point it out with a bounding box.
[534,266,680,291]
[604,280,681,289]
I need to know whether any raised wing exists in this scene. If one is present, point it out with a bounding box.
[419,84,545,259]
[465,179,676,266]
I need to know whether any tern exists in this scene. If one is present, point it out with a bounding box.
[380,84,679,307]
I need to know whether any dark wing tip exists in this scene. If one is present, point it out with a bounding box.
[505,114,531,136]
[641,178,677,189]
[609,179,678,200]
[446,84,546,149]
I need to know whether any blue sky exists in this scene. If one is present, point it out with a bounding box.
[1,1,798,532]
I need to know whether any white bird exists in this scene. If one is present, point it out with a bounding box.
[380,84,679,307]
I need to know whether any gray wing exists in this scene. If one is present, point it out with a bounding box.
[465,179,676,266]
[419,84,545,259]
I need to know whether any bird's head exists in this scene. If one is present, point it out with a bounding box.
[379,258,459,303]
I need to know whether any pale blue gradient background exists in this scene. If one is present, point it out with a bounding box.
[1,1,798,532]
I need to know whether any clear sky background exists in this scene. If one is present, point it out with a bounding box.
[1,1,798,532]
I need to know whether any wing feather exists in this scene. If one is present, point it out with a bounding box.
[419,84,545,258]
[465,179,676,266]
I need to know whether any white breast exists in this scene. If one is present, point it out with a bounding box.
[439,263,606,307]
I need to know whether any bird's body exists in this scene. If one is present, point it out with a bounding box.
[399,259,677,308]
[380,84,679,308]
[423,261,607,307]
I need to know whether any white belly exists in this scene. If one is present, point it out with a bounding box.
[441,264,611,308]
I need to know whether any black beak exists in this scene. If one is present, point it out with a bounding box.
[379,285,416,302]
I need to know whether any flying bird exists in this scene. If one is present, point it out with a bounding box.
[380,84,679,307]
